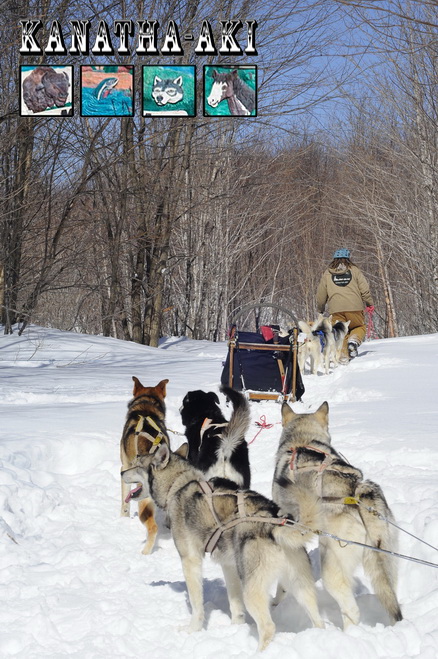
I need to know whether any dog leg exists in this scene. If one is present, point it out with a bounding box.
[180,554,205,632]
[283,548,324,628]
[298,348,306,375]
[271,583,287,607]
[242,574,276,651]
[239,540,276,651]
[311,348,321,375]
[221,562,245,624]
[321,541,360,628]
[138,498,158,555]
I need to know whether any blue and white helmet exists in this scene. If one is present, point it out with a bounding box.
[333,248,350,259]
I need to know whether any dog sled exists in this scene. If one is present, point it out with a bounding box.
[220,303,304,402]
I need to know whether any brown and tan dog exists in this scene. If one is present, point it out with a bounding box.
[120,377,170,554]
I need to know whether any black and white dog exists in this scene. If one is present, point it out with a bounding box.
[299,314,350,373]
[180,385,251,488]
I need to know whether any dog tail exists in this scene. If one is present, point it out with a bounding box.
[332,321,345,332]
[298,319,312,334]
[219,386,251,457]
[356,480,403,623]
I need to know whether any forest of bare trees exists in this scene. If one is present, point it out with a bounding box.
[1,0,437,344]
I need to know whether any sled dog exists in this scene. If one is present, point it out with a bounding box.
[122,444,324,651]
[298,315,350,374]
[272,401,402,628]
[298,317,324,375]
[180,385,251,488]
[120,377,170,554]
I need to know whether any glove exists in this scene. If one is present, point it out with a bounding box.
[366,305,374,313]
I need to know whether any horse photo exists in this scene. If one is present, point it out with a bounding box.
[204,66,256,117]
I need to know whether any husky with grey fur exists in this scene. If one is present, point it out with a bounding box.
[122,444,324,651]
[272,401,402,629]
[298,315,350,374]
[298,317,324,375]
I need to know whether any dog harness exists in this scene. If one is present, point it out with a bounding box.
[288,446,359,499]
[199,418,228,446]
[313,330,326,352]
[288,445,335,480]
[198,480,289,553]
[134,415,166,456]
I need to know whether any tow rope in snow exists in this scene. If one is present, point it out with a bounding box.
[248,416,281,445]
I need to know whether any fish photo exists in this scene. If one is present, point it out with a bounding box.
[80,65,134,117]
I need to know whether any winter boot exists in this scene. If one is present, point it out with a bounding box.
[348,339,359,359]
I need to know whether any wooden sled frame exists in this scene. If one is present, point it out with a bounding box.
[225,303,301,402]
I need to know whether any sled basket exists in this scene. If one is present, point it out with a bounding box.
[220,303,304,402]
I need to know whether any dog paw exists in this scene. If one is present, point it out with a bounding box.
[257,624,276,651]
[178,619,203,634]
[188,619,204,633]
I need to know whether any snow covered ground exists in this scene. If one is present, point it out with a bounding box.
[0,326,437,658]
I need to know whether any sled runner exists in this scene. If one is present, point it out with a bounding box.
[221,303,304,402]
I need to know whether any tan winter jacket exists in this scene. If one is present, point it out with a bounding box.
[316,264,374,314]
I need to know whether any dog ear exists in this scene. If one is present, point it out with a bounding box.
[175,442,189,459]
[209,392,220,404]
[298,320,312,333]
[314,401,329,429]
[345,320,351,327]
[132,376,144,394]
[156,379,169,397]
[152,443,170,469]
[281,402,296,426]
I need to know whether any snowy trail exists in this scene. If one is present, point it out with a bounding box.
[0,327,437,658]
